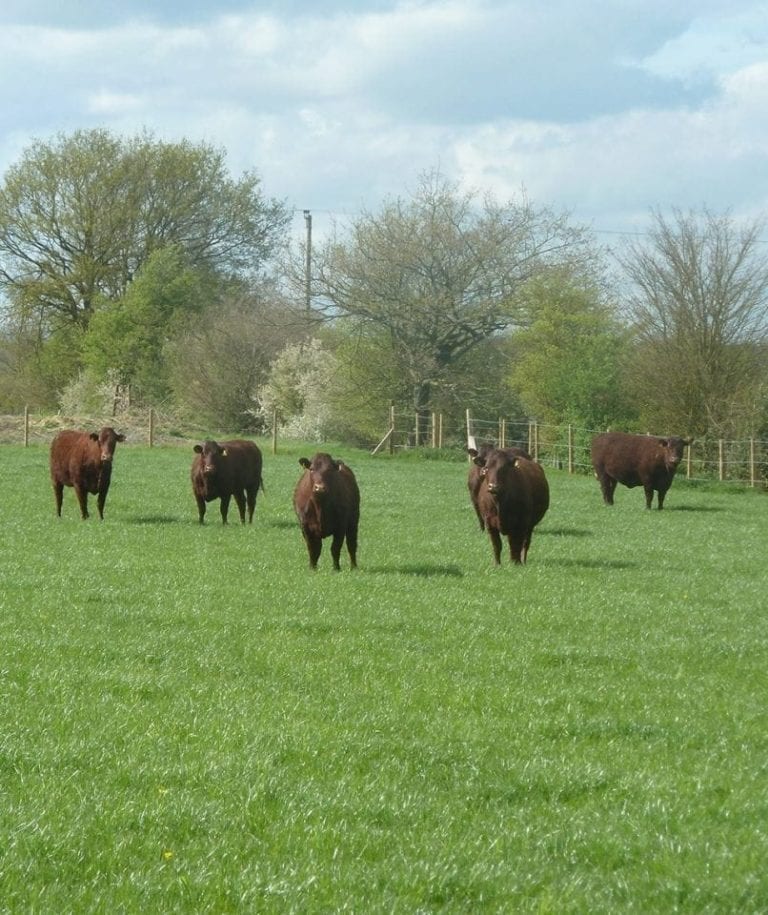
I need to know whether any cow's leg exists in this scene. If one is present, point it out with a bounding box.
[196,495,206,524]
[304,532,322,570]
[656,485,668,510]
[330,533,345,571]
[96,483,110,520]
[644,485,655,510]
[346,522,359,569]
[487,528,502,565]
[508,534,524,564]
[74,484,89,520]
[53,482,64,517]
[219,494,231,524]
[245,485,256,523]
[599,474,616,505]
[232,490,247,524]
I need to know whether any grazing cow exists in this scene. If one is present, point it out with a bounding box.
[293,453,360,570]
[470,448,549,565]
[191,439,263,524]
[468,443,531,530]
[591,432,693,510]
[50,427,125,520]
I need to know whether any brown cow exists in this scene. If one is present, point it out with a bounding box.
[468,443,531,530]
[293,453,360,570]
[191,439,263,524]
[471,448,549,564]
[50,427,126,520]
[591,432,693,510]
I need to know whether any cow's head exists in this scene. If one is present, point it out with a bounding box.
[299,453,341,495]
[659,436,693,470]
[93,427,125,463]
[194,440,228,476]
[479,448,519,495]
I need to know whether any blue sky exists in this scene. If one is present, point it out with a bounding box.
[2,1,768,242]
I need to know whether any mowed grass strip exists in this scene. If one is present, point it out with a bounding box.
[0,442,766,912]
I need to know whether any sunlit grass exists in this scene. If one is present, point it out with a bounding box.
[0,442,766,911]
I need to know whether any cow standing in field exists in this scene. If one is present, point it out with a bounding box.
[293,453,360,570]
[50,427,126,520]
[469,447,549,565]
[590,432,693,510]
[191,439,263,524]
[468,442,531,531]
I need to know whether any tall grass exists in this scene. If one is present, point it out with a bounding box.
[1,441,766,912]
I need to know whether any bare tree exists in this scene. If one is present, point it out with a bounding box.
[618,208,768,436]
[307,171,595,440]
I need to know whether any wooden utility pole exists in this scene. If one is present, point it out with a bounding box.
[303,209,312,313]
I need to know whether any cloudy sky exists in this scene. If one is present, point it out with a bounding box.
[2,1,768,242]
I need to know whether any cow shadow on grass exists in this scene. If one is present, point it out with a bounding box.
[545,557,640,571]
[666,504,724,513]
[366,563,465,578]
[126,514,185,525]
[538,526,592,537]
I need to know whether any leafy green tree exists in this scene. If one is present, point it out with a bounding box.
[508,268,634,430]
[619,208,768,437]
[308,171,595,441]
[82,246,210,404]
[0,129,289,406]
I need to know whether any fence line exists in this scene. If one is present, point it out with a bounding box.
[3,407,767,487]
[380,408,766,488]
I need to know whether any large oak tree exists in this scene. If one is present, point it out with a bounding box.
[309,171,596,439]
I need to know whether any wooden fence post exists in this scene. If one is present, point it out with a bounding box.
[148,407,155,447]
[390,403,395,455]
[272,409,278,455]
[24,405,29,447]
[718,439,725,481]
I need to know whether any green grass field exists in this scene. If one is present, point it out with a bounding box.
[0,441,766,912]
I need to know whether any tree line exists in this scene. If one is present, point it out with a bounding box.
[1,128,766,445]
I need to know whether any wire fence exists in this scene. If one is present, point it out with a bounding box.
[376,406,768,489]
[3,406,767,488]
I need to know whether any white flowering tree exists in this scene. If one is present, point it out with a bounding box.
[254,338,340,441]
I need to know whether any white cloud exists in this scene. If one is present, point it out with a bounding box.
[2,1,768,240]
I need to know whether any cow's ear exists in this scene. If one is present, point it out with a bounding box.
[468,447,479,459]
[299,457,310,469]
[193,444,203,453]
[220,449,228,457]
[117,433,126,442]
[658,438,669,447]
[89,432,99,442]
[333,460,341,470]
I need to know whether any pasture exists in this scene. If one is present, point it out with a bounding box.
[0,441,766,912]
